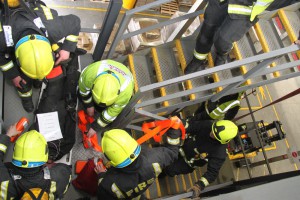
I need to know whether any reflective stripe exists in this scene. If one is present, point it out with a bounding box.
[66,35,78,42]
[41,5,53,20]
[111,183,125,198]
[0,144,7,153]
[193,50,208,60]
[63,175,72,194]
[18,89,32,97]
[98,178,103,185]
[0,61,13,72]
[49,181,56,200]
[103,110,116,122]
[0,21,2,32]
[167,136,180,145]
[207,100,240,119]
[200,177,209,187]
[228,4,252,15]
[152,163,162,177]
[0,181,9,200]
[83,97,92,104]
[97,118,108,127]
[79,89,90,96]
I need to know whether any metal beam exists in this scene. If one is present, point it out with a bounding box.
[92,0,122,61]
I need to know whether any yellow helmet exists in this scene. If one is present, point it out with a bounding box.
[21,188,49,200]
[92,71,121,107]
[12,130,48,168]
[212,120,238,144]
[102,129,141,168]
[1,0,20,8]
[15,34,54,80]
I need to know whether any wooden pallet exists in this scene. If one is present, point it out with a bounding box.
[160,1,179,15]
[178,0,194,7]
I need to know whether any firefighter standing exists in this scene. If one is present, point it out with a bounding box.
[191,92,244,121]
[163,120,238,198]
[184,0,299,74]
[78,59,134,137]
[0,0,80,112]
[94,128,182,199]
[0,124,71,199]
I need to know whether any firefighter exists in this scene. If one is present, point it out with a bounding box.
[191,91,244,121]
[0,124,72,199]
[184,0,299,74]
[94,128,182,199]
[0,0,81,112]
[163,120,238,198]
[78,60,134,137]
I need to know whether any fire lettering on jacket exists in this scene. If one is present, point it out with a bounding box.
[125,178,155,197]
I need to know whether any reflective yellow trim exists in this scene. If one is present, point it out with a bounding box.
[167,137,180,145]
[97,118,108,127]
[0,181,9,200]
[79,89,90,96]
[83,97,92,104]
[0,144,7,153]
[66,35,78,42]
[49,181,57,200]
[63,175,72,194]
[193,50,208,60]
[228,4,252,15]
[41,5,53,20]
[200,177,209,187]
[98,178,103,185]
[18,89,32,97]
[152,163,162,177]
[111,183,125,198]
[0,61,14,72]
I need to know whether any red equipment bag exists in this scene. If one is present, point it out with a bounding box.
[72,159,98,196]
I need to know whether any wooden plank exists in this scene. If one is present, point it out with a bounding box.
[161,1,179,15]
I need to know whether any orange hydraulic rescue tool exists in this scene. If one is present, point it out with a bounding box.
[137,116,186,145]
[10,117,29,142]
[77,110,102,152]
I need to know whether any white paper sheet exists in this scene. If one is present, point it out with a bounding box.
[37,111,63,142]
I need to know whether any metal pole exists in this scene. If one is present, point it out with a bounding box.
[245,94,273,175]
[92,0,123,61]
[237,135,253,178]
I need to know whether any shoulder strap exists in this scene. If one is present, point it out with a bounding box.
[18,0,48,37]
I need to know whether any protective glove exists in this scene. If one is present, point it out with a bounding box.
[166,129,181,145]
[186,184,201,199]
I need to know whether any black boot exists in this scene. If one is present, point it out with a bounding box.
[214,53,228,66]
[21,97,34,112]
[184,57,208,74]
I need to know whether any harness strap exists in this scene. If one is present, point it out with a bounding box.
[137,116,186,145]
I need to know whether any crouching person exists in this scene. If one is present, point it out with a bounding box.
[0,124,71,199]
[95,128,182,199]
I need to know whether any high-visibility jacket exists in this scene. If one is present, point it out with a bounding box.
[0,134,72,199]
[0,2,81,80]
[227,0,274,21]
[97,129,181,199]
[205,92,243,120]
[78,59,134,131]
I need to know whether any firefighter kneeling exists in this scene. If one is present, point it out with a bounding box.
[0,124,71,199]
[95,128,182,199]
